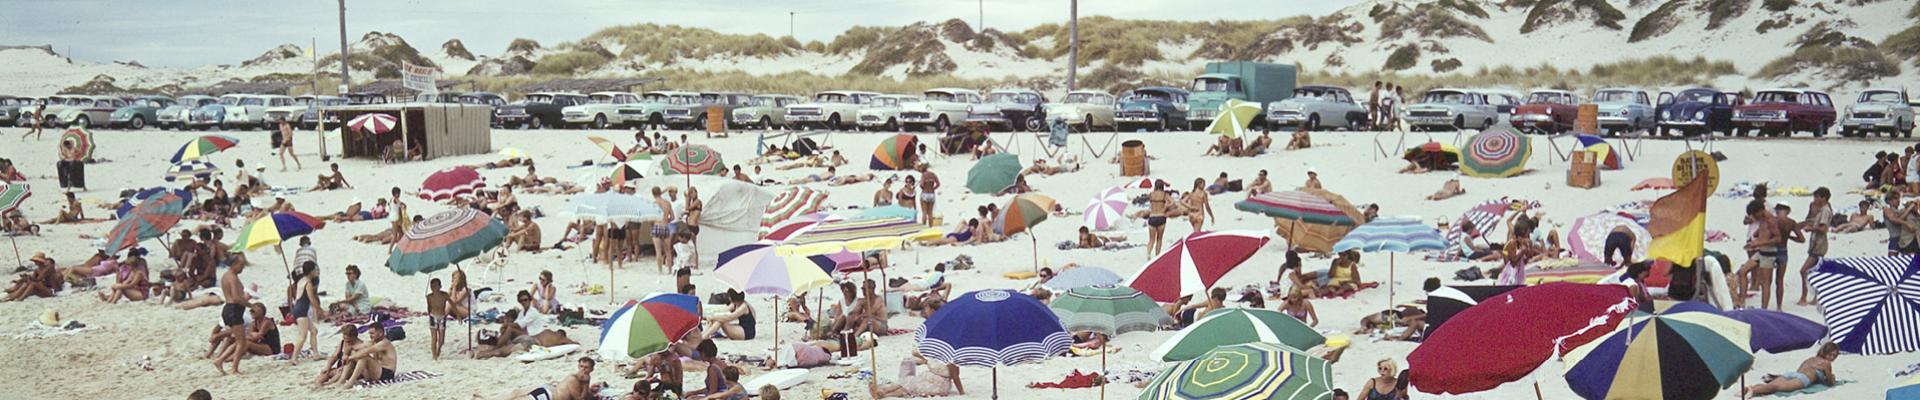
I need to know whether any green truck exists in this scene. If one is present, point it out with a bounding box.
[1184,61,1297,131]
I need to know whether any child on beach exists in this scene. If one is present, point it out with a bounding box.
[427,278,449,361]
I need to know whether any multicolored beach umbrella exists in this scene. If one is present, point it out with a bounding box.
[966,153,1021,194]
[567,191,663,225]
[609,162,645,183]
[1235,189,1361,254]
[386,208,506,275]
[169,135,239,163]
[164,160,220,182]
[870,133,918,170]
[1568,211,1649,263]
[1722,308,1827,354]
[715,242,834,296]
[60,128,95,161]
[994,194,1055,237]
[659,144,725,175]
[1440,197,1542,261]
[1126,230,1269,302]
[1402,141,1459,165]
[780,216,933,255]
[763,212,842,242]
[1051,285,1171,336]
[1085,186,1128,231]
[1461,124,1532,178]
[597,293,701,360]
[763,187,828,229]
[420,166,485,201]
[230,211,326,252]
[1810,255,1920,355]
[101,190,187,253]
[0,183,29,214]
[586,136,627,162]
[1409,283,1636,395]
[1562,301,1753,400]
[1574,134,1621,170]
[116,187,193,219]
[1151,308,1323,362]
[348,113,397,135]
[1140,342,1334,400]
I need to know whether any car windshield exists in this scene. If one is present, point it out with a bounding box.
[1594,90,1636,103]
[191,98,215,106]
[1861,91,1905,103]
[1065,93,1112,105]
[1191,77,1236,93]
[321,99,348,106]
[1753,92,1800,103]
[1526,92,1572,104]
[524,94,554,104]
[874,97,899,106]
[923,91,959,102]
[815,93,850,103]
[988,93,1027,103]
[588,95,618,104]
[293,97,314,106]
[1125,91,1171,102]
[1292,88,1329,99]
[1676,90,1716,103]
[139,99,166,107]
[240,98,265,106]
[670,96,697,105]
[1422,91,1473,104]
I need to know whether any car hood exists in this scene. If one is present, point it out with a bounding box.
[973,102,1027,113]
[1118,101,1168,111]
[1663,101,1717,120]
[1405,102,1459,110]
[735,105,776,113]
[857,107,898,116]
[1851,103,1902,113]
[1513,104,1565,115]
[784,102,842,109]
[899,101,962,112]
[1269,98,1339,110]
[1593,102,1638,111]
[1735,103,1796,112]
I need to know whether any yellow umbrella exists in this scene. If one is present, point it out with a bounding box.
[1204,99,1264,138]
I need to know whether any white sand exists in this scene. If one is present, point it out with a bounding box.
[0,125,1905,399]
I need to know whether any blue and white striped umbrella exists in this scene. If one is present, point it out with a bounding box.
[164,160,220,182]
[1333,217,1446,253]
[1810,256,1920,355]
[917,289,1071,367]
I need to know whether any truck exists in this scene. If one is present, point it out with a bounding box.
[1183,61,1296,131]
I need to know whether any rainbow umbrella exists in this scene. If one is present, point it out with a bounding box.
[716,241,837,365]
[116,187,193,219]
[587,136,627,162]
[609,162,645,183]
[1235,188,1363,253]
[870,134,918,170]
[1141,342,1335,400]
[101,190,188,253]
[763,187,828,229]
[420,166,485,201]
[386,208,506,275]
[1461,124,1533,178]
[763,212,843,242]
[997,194,1057,271]
[780,217,935,256]
[1562,301,1753,400]
[169,135,240,163]
[1084,186,1128,231]
[60,129,95,161]
[231,212,326,252]
[348,113,397,134]
[659,144,725,175]
[597,293,701,360]
[164,160,220,182]
[1574,134,1621,170]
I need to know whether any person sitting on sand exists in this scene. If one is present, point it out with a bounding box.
[1317,251,1363,297]
[482,357,602,400]
[998,175,1034,196]
[505,164,552,187]
[62,249,112,286]
[314,325,364,387]
[1171,288,1227,327]
[1244,170,1274,198]
[336,324,398,387]
[1205,135,1242,156]
[1,209,38,236]
[700,290,757,341]
[98,253,149,303]
[41,192,91,224]
[1746,342,1839,396]
[5,253,61,301]
[474,309,529,359]
[233,303,283,358]
[1279,291,1319,327]
[1237,131,1271,155]
[328,265,372,316]
[505,211,543,253]
[1427,177,1465,201]
[1286,126,1312,151]
[310,163,353,191]
[1834,200,1878,233]
[869,351,965,399]
[1076,225,1127,249]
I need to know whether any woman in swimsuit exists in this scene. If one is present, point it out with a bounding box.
[650,187,677,274]
[289,262,324,364]
[896,176,918,212]
[1358,359,1401,400]
[703,290,757,340]
[1747,342,1839,396]
[1184,178,1215,232]
[1147,181,1171,256]
[683,186,704,239]
[242,303,283,356]
[1278,291,1318,327]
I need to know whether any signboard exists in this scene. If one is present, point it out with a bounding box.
[1671,150,1719,192]
[402,62,439,94]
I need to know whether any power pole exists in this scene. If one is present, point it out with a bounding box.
[1067,0,1078,91]
[337,0,350,95]
[789,12,795,39]
[979,0,984,32]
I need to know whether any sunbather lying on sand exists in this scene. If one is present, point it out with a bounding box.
[1022,159,1081,176]
[478,357,602,400]
[828,173,876,186]
[1427,178,1465,201]
[787,166,839,185]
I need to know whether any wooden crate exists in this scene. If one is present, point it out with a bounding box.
[1569,150,1600,188]
[1576,104,1600,135]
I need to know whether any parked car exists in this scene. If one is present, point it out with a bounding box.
[497,92,587,129]
[666,92,752,130]
[0,96,27,127]
[785,91,879,130]
[1048,90,1120,132]
[968,89,1048,132]
[732,94,802,130]
[344,92,392,105]
[859,94,920,132]
[1482,90,1523,116]
[1265,85,1366,131]
[292,96,349,129]
[1402,89,1500,131]
[1840,88,1916,138]
[49,95,129,129]
[414,92,465,103]
[456,92,507,127]
[20,95,76,127]
[621,91,700,130]
[1115,87,1190,132]
[562,92,642,129]
[1591,88,1655,135]
[1656,88,1741,137]
[227,95,294,130]
[108,95,175,130]
[1510,90,1580,134]
[155,95,215,130]
[899,88,981,132]
[265,95,324,127]
[1185,61,1296,131]
[1731,89,1836,137]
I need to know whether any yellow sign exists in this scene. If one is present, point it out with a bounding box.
[1671,150,1719,192]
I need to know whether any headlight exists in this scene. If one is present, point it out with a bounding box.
[1694,111,1706,120]
[1662,110,1671,119]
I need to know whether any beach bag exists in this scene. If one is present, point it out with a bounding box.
[1456,266,1484,281]
[372,312,406,341]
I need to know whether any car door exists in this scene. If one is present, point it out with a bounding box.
[1710,93,1736,131]
[1655,92,1675,121]
[1814,93,1836,126]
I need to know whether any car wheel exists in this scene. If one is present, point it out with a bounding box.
[529,117,545,130]
[1025,116,1044,132]
[1816,122,1830,138]
[591,114,609,130]
[758,117,772,130]
[933,116,951,133]
[130,116,146,130]
[1156,118,1170,132]
[74,115,91,128]
[827,114,842,131]
[1452,116,1465,131]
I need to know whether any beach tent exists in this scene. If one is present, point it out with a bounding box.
[329,103,492,161]
[1234,189,1364,253]
[870,134,917,170]
[629,175,772,266]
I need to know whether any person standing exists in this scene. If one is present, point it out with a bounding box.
[1184,178,1214,232]
[1147,180,1171,257]
[651,187,677,275]
[278,120,302,171]
[1771,203,1804,311]
[1367,81,1382,130]
[20,103,45,141]
[1798,188,1832,306]
[56,138,85,191]
[918,164,940,227]
[212,256,250,375]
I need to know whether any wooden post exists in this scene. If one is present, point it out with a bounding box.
[770,296,780,367]
[401,109,411,162]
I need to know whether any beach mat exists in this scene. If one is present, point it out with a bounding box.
[354,370,442,389]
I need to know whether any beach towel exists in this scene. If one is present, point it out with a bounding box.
[1761,379,1850,397]
[352,370,442,389]
[1315,282,1380,299]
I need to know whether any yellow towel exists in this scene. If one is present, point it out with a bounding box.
[1003,271,1037,280]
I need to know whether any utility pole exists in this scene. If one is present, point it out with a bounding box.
[789,12,795,39]
[1067,0,1078,91]
[979,0,984,32]
[337,0,350,95]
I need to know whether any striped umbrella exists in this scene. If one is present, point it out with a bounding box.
[1402,141,1459,166]
[567,191,663,225]
[1084,186,1128,231]
[609,162,645,183]
[116,187,193,219]
[1235,189,1362,253]
[386,208,507,276]
[1810,255,1920,355]
[1568,211,1649,263]
[780,217,934,256]
[1461,124,1532,178]
[1333,217,1445,305]
[1562,301,1753,400]
[597,293,701,360]
[1150,307,1324,362]
[1440,197,1543,261]
[763,212,843,242]
[716,242,835,296]
[348,113,397,134]
[60,128,95,161]
[420,166,485,201]
[164,160,220,182]
[762,187,828,229]
[586,136,627,162]
[1574,134,1621,170]
[1052,285,1170,335]
[1140,342,1334,400]
[869,133,918,170]
[1202,98,1264,139]
[101,190,188,253]
[998,194,1057,271]
[966,153,1022,194]
[659,144,725,175]
[169,135,240,163]
[1043,266,1125,291]
[1126,230,1270,303]
[1409,283,1636,395]
[0,183,28,214]
[230,211,325,252]
[918,289,1071,399]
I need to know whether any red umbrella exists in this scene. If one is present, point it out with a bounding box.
[1408,282,1638,396]
[420,166,485,201]
[349,113,398,135]
[1631,177,1676,191]
[1124,230,1269,302]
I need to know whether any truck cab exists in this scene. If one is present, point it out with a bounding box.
[1183,61,1297,131]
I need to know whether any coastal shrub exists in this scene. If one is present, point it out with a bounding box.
[1378,4,1493,42]
[1763,0,1797,11]
[1383,45,1421,71]
[581,23,794,63]
[1298,56,1741,95]
[804,41,826,53]
[1438,0,1492,18]
[1431,58,1463,73]
[1883,26,1920,64]
[442,40,475,60]
[530,51,611,75]
[1629,0,1686,42]
[1705,0,1752,30]
[851,23,951,75]
[829,26,895,55]
[1756,46,1902,82]
[1521,0,1627,33]
[473,68,1020,96]
[506,38,541,54]
[1080,65,1146,94]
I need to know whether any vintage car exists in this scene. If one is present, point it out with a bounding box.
[562,91,642,129]
[265,95,329,126]
[619,91,700,129]
[288,96,350,129]
[1115,87,1190,132]
[1047,90,1120,132]
[497,92,586,129]
[456,92,508,127]
[731,94,802,130]
[20,95,76,127]
[1265,85,1366,131]
[225,94,295,130]
[968,89,1047,132]
[156,95,215,130]
[1482,90,1523,116]
[1510,90,1580,134]
[1401,89,1500,131]
[48,95,129,129]
[1591,88,1655,135]
[107,95,176,130]
[343,92,392,105]
[188,95,240,130]
[899,88,981,132]
[785,91,879,130]
[1731,88,1836,137]
[664,92,753,130]
[1841,88,1916,138]
[858,94,921,132]
[1656,88,1741,137]
[414,92,466,103]
[0,96,28,127]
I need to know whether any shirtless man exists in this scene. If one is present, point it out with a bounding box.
[475,309,530,359]
[918,165,940,227]
[212,259,249,375]
[427,278,449,360]
[1147,181,1172,256]
[1304,169,1323,190]
[339,324,398,388]
[1246,170,1273,197]
[310,163,352,191]
[1736,201,1782,309]
[482,357,598,400]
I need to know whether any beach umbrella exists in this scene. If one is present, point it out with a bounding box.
[1203,98,1263,138]
[780,216,934,255]
[1567,211,1649,264]
[1126,230,1269,302]
[1150,307,1324,362]
[1332,217,1445,305]
[1562,301,1753,400]
[917,289,1072,399]
[1,183,29,265]
[854,205,917,221]
[1044,266,1124,291]
[164,160,219,182]
[806,249,864,275]
[1810,255,1920,355]
[1460,125,1532,178]
[1120,177,1168,190]
[996,193,1056,270]
[1408,283,1637,396]
[869,133,918,170]
[347,113,397,134]
[763,212,842,242]
[168,134,239,163]
[586,136,628,162]
[420,166,485,201]
[100,190,188,254]
[1441,197,1543,261]
[1722,308,1827,353]
[567,192,664,225]
[116,187,193,219]
[1085,186,1128,231]
[60,128,95,161]
[1051,284,1171,399]
[1423,285,1522,338]
[1401,141,1460,166]
[1523,260,1618,284]
[966,153,1021,194]
[609,162,645,183]
[231,212,326,252]
[496,147,527,160]
[1631,177,1676,191]
[386,208,507,276]
[596,293,701,360]
[763,187,828,229]
[1235,189,1362,253]
[1140,342,1334,400]
[1573,134,1621,170]
[659,144,725,176]
[717,241,835,365]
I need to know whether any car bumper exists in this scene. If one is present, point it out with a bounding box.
[1115,115,1162,123]
[1659,120,1707,127]
[1404,115,1455,126]
[1842,118,1899,129]
[562,113,595,124]
[966,114,1009,124]
[1266,112,1306,124]
[1511,119,1558,130]
[1731,118,1789,129]
[664,115,698,124]
[899,115,938,124]
[498,114,531,123]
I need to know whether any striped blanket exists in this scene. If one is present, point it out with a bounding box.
[354,370,442,389]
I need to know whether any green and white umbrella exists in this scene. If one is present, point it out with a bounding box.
[1151,308,1325,362]
[1051,285,1172,335]
[1140,342,1335,400]
[1204,98,1263,138]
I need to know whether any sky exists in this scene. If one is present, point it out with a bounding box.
[0,0,1363,68]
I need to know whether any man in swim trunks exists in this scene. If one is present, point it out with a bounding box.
[213,258,249,375]
[340,323,398,388]
[481,357,598,400]
[426,278,449,360]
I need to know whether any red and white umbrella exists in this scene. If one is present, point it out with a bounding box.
[1084,186,1128,231]
[420,166,485,201]
[763,212,844,242]
[348,113,398,135]
[1125,230,1269,302]
[1120,177,1167,190]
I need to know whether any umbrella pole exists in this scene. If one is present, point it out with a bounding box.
[771,296,780,367]
[1100,344,1108,400]
[277,244,291,276]
[609,261,616,304]
[1031,234,1039,273]
[1533,381,1543,400]
[1388,253,1396,307]
[8,235,19,268]
[993,366,1000,400]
